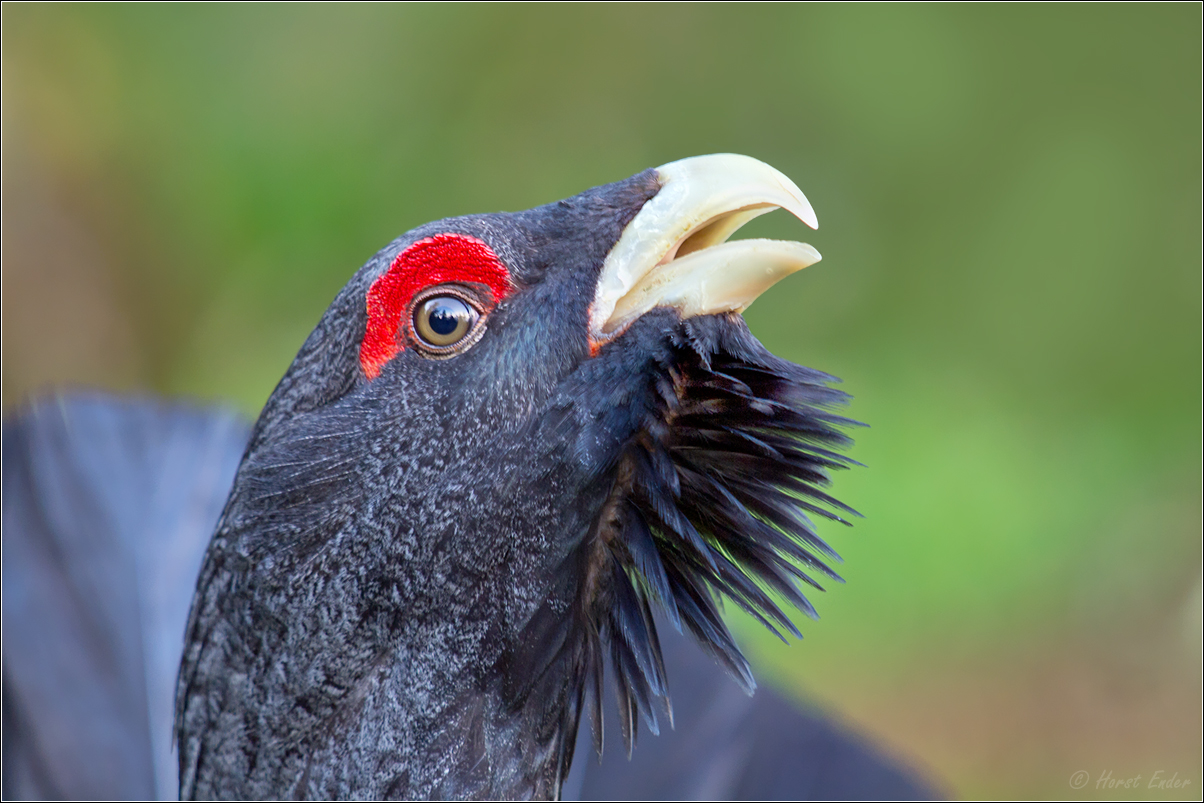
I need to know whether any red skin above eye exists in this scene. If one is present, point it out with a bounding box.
[360,233,513,378]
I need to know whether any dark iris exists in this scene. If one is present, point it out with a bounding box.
[414,295,477,348]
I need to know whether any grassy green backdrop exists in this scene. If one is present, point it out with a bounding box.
[4,5,1200,798]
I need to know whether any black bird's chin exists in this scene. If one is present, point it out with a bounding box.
[505,310,860,779]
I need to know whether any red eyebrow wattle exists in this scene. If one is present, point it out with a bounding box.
[360,233,512,379]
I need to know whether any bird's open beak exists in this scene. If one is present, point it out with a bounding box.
[588,153,820,348]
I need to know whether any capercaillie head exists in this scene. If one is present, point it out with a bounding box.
[175,154,861,800]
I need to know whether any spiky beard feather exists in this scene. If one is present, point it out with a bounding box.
[501,313,861,789]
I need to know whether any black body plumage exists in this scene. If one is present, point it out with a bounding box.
[5,396,947,801]
[168,168,862,799]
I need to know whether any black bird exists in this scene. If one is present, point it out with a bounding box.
[3,155,938,800]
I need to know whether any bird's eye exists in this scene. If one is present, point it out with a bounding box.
[413,294,479,350]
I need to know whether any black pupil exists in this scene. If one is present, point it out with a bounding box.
[428,298,466,335]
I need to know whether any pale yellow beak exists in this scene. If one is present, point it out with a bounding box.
[589,153,821,344]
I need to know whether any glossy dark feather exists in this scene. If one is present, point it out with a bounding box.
[2,394,939,801]
[547,313,864,752]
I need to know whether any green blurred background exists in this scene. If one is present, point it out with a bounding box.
[3,5,1200,798]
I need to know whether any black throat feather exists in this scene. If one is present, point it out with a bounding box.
[500,311,862,792]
